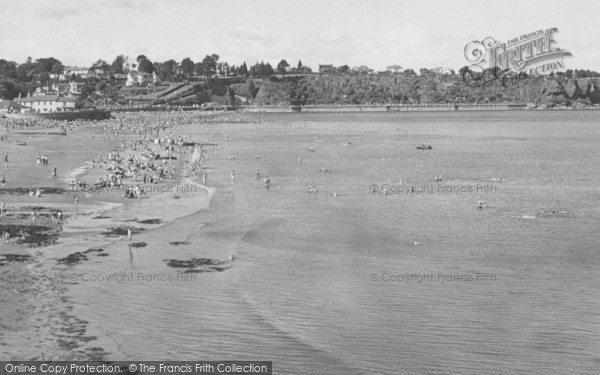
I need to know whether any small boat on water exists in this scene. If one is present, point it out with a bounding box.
[416,144,432,150]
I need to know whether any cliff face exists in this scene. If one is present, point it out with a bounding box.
[229,75,600,107]
[539,78,600,106]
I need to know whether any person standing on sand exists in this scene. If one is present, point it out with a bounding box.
[0,201,5,216]
[127,227,133,243]
[4,152,7,163]
[4,231,9,244]
[52,165,57,179]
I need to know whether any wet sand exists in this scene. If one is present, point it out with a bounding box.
[0,113,215,359]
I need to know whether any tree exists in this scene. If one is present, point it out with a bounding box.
[207,78,227,96]
[337,65,350,73]
[138,58,155,74]
[0,60,18,79]
[277,59,290,74]
[229,87,236,107]
[110,55,126,74]
[95,80,108,92]
[297,60,303,70]
[35,57,63,74]
[159,59,178,81]
[248,81,259,99]
[239,62,248,77]
[565,69,573,79]
[199,54,219,77]
[180,57,195,77]
[136,55,148,64]
[250,61,274,77]
[90,59,110,76]
[0,81,19,100]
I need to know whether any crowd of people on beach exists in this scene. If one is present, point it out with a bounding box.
[0,111,222,247]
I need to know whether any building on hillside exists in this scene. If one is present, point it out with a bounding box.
[319,64,335,74]
[385,65,403,74]
[217,62,231,77]
[14,94,77,113]
[432,67,454,75]
[32,82,80,97]
[64,66,90,79]
[49,72,66,81]
[125,71,157,86]
[45,82,83,96]
[350,66,374,74]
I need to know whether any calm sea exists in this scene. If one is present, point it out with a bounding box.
[65,110,600,374]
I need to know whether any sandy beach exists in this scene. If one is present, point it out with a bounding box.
[0,112,217,360]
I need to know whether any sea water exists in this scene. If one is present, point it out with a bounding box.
[64,110,600,374]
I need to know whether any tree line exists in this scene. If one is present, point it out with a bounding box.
[0,54,320,100]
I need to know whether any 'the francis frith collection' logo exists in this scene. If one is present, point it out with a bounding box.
[464,27,572,76]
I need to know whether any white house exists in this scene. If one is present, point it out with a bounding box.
[64,66,90,79]
[385,65,403,74]
[432,67,454,75]
[15,94,77,113]
[125,71,157,86]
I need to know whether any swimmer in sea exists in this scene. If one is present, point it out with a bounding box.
[478,201,483,209]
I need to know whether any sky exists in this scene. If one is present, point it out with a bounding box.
[0,0,598,71]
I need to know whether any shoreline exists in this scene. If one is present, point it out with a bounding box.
[0,113,215,360]
[0,123,123,360]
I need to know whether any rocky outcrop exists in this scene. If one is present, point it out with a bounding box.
[539,78,598,107]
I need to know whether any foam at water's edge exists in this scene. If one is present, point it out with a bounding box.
[64,164,93,183]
